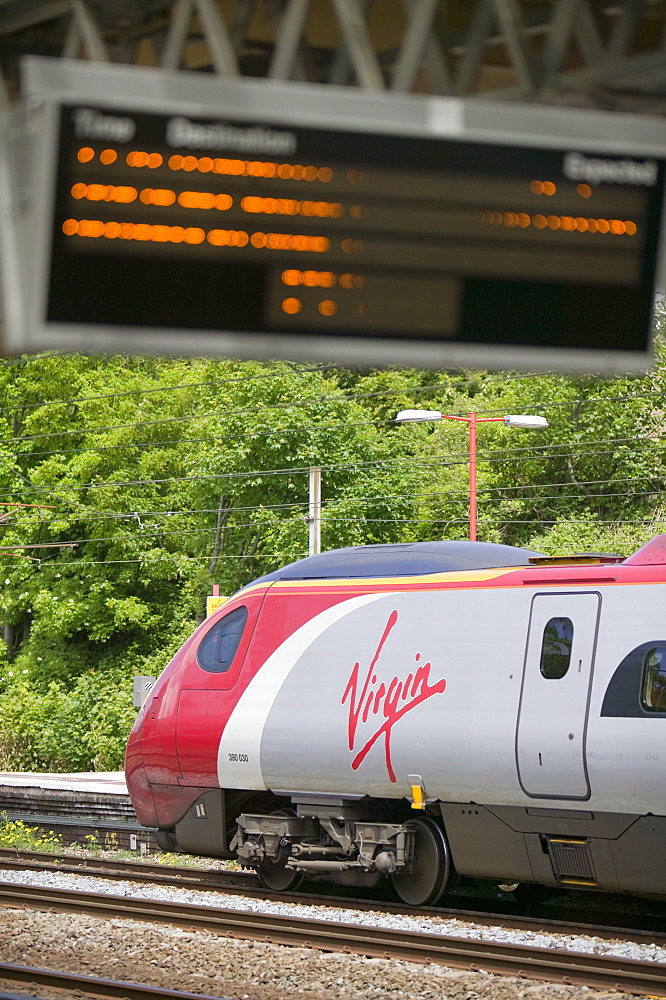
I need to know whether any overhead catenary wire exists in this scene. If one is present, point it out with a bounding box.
[1,433,663,504]
[2,381,660,449]
[0,364,562,417]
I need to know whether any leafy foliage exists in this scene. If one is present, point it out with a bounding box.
[0,297,664,770]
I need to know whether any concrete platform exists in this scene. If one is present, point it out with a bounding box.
[0,771,157,852]
[0,771,128,794]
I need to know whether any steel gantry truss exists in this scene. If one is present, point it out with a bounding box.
[0,0,664,114]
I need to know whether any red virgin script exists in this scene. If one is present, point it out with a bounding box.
[341,609,446,782]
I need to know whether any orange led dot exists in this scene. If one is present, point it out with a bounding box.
[625,220,637,235]
[339,272,354,289]
[350,205,362,220]
[317,237,331,252]
[263,162,277,178]
[543,181,557,196]
[532,214,547,229]
[182,156,198,172]
[304,166,318,181]
[530,180,544,195]
[282,297,302,315]
[492,211,503,225]
[292,165,305,180]
[320,271,336,288]
[151,225,171,242]
[235,231,250,247]
[99,148,117,165]
[120,223,134,239]
[86,184,106,201]
[317,167,333,182]
[596,218,609,233]
[574,217,587,232]
[301,200,314,216]
[577,183,592,199]
[170,226,185,243]
[303,270,318,287]
[184,227,205,244]
[282,269,301,285]
[319,299,337,316]
[502,212,515,227]
[147,153,163,168]
[518,213,531,228]
[547,215,560,230]
[132,224,150,241]
[116,186,137,203]
[62,219,78,235]
[561,216,575,231]
[342,238,354,253]
[587,218,598,233]
[168,155,183,170]
[230,160,245,175]
[71,183,87,200]
[292,235,308,251]
[153,188,176,206]
[246,161,263,177]
[77,147,94,163]
[610,219,625,235]
[251,232,267,248]
[198,157,214,173]
[215,194,232,211]
[103,221,121,238]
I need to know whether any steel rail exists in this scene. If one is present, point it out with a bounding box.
[1,882,665,995]
[0,962,232,1000]
[2,849,666,944]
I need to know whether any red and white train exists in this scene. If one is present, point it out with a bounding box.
[126,536,666,905]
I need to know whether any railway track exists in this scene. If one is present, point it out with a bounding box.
[1,847,665,944]
[0,879,665,996]
[0,962,233,1000]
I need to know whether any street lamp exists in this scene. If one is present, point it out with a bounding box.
[395,409,548,542]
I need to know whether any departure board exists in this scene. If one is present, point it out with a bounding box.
[10,58,666,370]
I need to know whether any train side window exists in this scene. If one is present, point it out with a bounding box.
[540,617,574,679]
[640,646,666,712]
[197,606,248,673]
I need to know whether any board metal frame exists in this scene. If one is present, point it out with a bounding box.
[4,55,666,373]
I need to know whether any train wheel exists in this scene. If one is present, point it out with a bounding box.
[256,809,304,892]
[391,816,456,906]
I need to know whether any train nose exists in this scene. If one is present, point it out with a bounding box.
[125,723,159,828]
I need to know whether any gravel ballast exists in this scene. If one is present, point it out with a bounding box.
[0,867,662,999]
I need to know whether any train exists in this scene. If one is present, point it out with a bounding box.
[125,536,666,905]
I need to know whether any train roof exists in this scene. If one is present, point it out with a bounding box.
[247,540,546,584]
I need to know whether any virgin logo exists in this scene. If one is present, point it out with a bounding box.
[341,609,446,782]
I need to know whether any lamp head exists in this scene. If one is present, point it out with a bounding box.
[395,409,443,422]
[503,414,549,429]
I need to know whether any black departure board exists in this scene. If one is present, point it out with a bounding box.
[45,99,664,359]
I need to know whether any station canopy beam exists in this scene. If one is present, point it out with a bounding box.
[0,0,664,114]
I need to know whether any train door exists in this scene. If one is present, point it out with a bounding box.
[516,592,600,799]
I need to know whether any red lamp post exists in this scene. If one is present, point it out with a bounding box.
[395,409,548,542]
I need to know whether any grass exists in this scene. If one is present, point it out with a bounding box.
[0,812,239,869]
